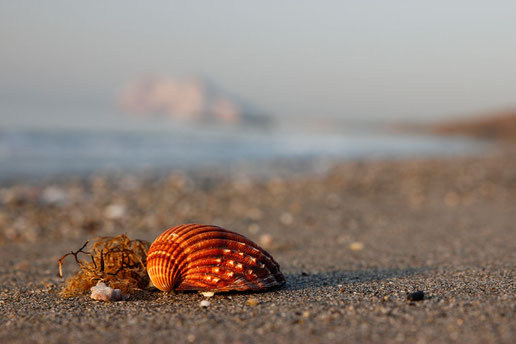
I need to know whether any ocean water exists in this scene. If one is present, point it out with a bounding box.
[0,124,484,180]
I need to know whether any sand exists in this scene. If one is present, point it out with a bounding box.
[0,153,515,343]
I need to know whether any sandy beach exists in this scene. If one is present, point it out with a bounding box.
[0,152,515,343]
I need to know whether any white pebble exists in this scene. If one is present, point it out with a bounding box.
[349,242,364,251]
[90,281,124,301]
[41,186,67,204]
[248,223,260,234]
[200,300,211,308]
[259,234,273,248]
[280,212,294,225]
[104,203,126,219]
[200,291,215,298]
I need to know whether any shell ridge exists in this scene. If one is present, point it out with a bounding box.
[178,229,262,252]
[159,227,247,269]
[147,225,220,289]
[147,240,185,291]
[171,237,251,273]
[181,258,282,290]
[173,237,280,278]
[183,265,266,287]
[171,224,229,241]
[179,273,254,291]
[157,225,275,267]
[173,238,283,289]
[172,225,275,260]
[182,249,279,280]
[172,223,216,238]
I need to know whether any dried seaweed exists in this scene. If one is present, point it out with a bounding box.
[58,234,150,297]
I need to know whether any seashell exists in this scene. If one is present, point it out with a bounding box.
[146,224,285,292]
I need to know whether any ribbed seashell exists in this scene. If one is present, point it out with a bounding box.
[146,224,285,292]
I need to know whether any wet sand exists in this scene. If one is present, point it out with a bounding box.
[0,153,515,343]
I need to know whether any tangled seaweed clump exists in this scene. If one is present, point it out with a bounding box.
[58,234,150,297]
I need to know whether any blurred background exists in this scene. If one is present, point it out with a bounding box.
[1,1,515,178]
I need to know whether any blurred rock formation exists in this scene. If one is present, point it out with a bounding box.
[118,76,272,128]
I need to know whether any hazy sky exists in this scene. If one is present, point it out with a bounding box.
[1,1,516,127]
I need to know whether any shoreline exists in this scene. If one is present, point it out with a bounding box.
[0,126,488,182]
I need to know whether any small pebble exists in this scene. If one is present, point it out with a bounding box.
[199,300,211,308]
[349,242,364,251]
[280,212,294,225]
[90,281,125,301]
[248,223,260,234]
[247,208,262,221]
[259,234,273,248]
[407,290,425,301]
[104,204,126,219]
[247,297,259,306]
[337,235,347,244]
[444,192,460,207]
[41,186,67,204]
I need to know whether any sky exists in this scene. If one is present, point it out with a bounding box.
[1,1,516,128]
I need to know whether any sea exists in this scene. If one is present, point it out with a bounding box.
[0,118,486,180]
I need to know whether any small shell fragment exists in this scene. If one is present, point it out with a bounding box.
[90,281,125,301]
[200,300,211,308]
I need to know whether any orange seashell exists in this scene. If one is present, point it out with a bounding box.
[147,224,285,292]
